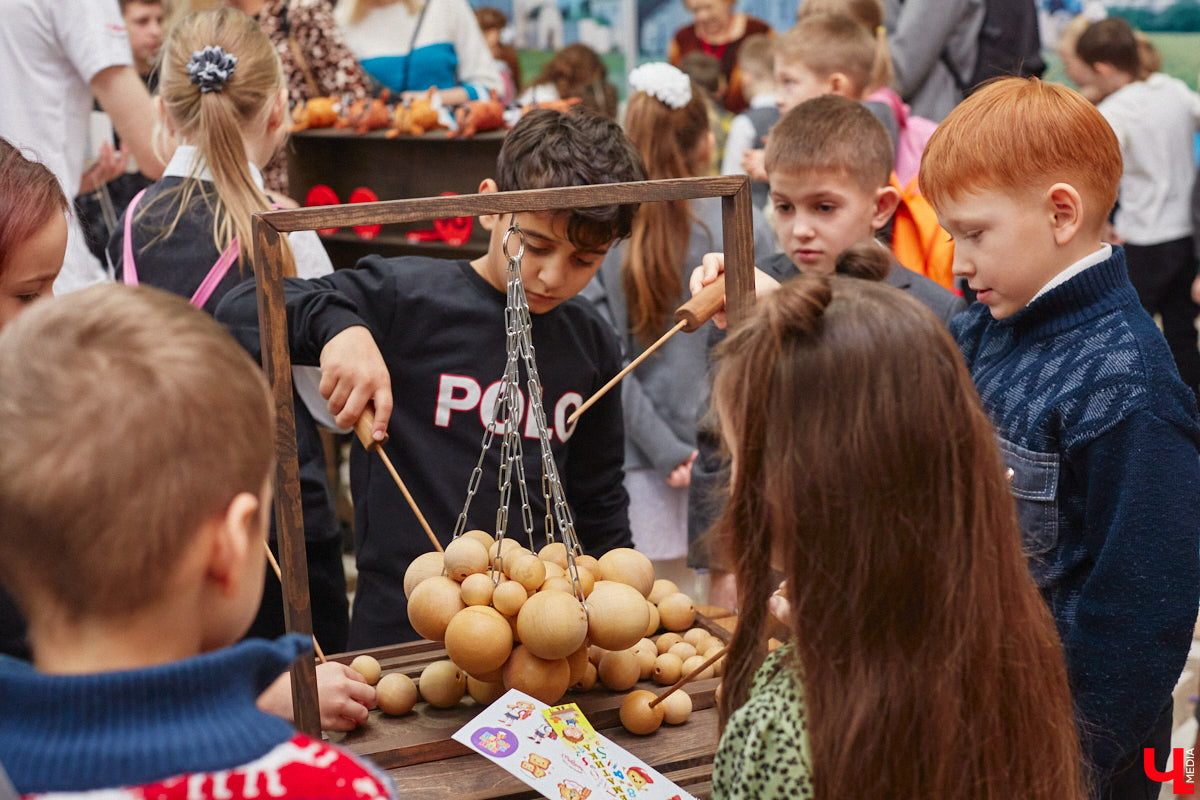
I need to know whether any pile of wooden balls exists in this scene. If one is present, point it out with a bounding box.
[362,532,724,720]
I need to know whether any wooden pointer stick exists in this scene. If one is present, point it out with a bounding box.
[648,644,728,709]
[353,407,443,554]
[264,543,328,664]
[568,275,727,425]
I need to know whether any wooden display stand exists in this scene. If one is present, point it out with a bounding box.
[250,176,757,786]
[287,129,505,263]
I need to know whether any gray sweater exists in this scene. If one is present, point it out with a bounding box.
[581,198,776,476]
[884,0,984,122]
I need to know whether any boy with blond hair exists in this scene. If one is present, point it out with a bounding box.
[921,77,1200,798]
[0,284,394,797]
[689,94,963,605]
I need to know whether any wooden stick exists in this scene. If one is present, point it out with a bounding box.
[264,543,328,664]
[568,275,727,425]
[353,407,443,553]
[648,645,727,709]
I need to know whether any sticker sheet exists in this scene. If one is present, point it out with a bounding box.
[452,689,697,800]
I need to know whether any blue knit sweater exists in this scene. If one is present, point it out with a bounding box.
[951,247,1200,784]
[0,635,394,797]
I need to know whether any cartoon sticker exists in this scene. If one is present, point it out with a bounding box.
[471,726,519,757]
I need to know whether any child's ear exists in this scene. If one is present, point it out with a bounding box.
[871,184,902,230]
[477,178,500,232]
[1046,182,1085,245]
[827,72,855,98]
[206,491,261,596]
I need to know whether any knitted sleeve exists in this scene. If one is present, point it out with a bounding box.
[1062,408,1200,776]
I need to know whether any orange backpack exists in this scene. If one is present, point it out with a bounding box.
[889,174,956,291]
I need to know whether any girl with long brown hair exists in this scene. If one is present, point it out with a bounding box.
[583,62,773,562]
[710,273,1085,799]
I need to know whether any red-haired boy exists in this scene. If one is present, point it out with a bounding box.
[921,77,1200,798]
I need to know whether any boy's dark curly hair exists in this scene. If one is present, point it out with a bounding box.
[496,109,647,250]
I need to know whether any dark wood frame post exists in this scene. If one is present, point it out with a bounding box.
[250,175,757,735]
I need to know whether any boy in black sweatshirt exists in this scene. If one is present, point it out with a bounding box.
[219,110,644,648]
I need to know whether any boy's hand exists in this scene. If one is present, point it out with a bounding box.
[688,253,781,329]
[256,662,377,732]
[741,148,767,183]
[666,450,698,488]
[319,325,392,440]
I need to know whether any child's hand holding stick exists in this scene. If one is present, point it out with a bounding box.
[318,325,392,440]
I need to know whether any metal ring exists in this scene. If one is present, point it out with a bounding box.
[502,222,525,260]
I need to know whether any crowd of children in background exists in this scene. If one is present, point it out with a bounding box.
[2,0,1200,798]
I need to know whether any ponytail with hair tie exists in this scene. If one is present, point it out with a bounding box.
[834,238,892,281]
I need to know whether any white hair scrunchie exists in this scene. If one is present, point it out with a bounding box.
[628,62,693,110]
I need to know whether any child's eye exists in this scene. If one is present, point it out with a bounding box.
[526,244,550,255]
[815,203,837,213]
[17,292,40,304]
[773,202,792,213]
[571,256,598,268]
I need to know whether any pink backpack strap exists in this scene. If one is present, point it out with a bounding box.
[121,188,149,286]
[190,238,240,308]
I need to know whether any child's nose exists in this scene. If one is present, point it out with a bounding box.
[951,253,972,277]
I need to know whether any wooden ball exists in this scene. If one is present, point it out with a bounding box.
[644,601,660,638]
[681,654,715,681]
[574,554,601,574]
[655,632,683,654]
[619,689,664,735]
[517,591,589,660]
[631,638,657,680]
[647,578,680,605]
[507,553,547,592]
[460,572,496,606]
[492,580,528,617]
[652,653,683,685]
[566,642,590,686]
[467,676,506,705]
[701,638,726,657]
[598,648,640,691]
[573,565,595,597]
[488,538,527,562]
[348,655,381,685]
[445,606,513,677]
[588,644,605,666]
[408,575,465,641]
[539,541,569,569]
[573,661,598,691]
[461,529,495,549]
[404,551,444,598]
[444,536,490,582]
[419,660,466,708]
[541,561,566,582]
[540,576,574,594]
[683,627,710,648]
[377,672,418,715]
[502,644,571,705]
[668,642,697,662]
[660,689,692,725]
[586,582,650,651]
[657,592,696,632]
[597,548,655,597]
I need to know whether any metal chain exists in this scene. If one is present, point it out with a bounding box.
[450,219,586,600]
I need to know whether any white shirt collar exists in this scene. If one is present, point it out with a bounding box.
[749,92,776,109]
[1029,244,1112,304]
[162,144,266,190]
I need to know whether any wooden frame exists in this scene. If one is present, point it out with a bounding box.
[251,175,758,736]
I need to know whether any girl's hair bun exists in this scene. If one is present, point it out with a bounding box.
[834,238,891,282]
